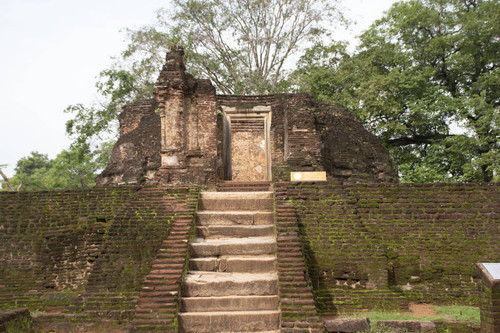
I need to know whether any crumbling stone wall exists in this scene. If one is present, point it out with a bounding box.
[216,93,397,182]
[275,182,500,315]
[96,100,161,185]
[97,48,397,186]
[154,47,218,185]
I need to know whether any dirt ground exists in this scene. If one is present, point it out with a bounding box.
[408,303,438,318]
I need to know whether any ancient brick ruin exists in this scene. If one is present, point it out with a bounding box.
[1,47,499,333]
[96,47,397,186]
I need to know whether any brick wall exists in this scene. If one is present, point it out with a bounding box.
[98,46,397,186]
[120,100,158,136]
[216,93,397,183]
[275,202,325,332]
[0,186,198,323]
[477,263,500,333]
[275,182,500,314]
[154,47,218,186]
[97,100,162,185]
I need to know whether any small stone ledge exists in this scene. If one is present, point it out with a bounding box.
[0,308,31,332]
[377,320,436,332]
[324,317,370,332]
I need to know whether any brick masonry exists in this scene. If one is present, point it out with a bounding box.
[1,182,499,330]
[477,263,500,333]
[275,182,500,315]
[275,202,324,332]
[0,186,198,325]
[131,188,198,332]
[97,47,398,187]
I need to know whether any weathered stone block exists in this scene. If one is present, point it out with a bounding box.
[324,318,370,332]
[377,320,436,332]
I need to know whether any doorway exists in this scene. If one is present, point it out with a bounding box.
[222,106,271,181]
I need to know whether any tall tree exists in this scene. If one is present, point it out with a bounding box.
[294,0,499,182]
[165,0,344,94]
[65,0,345,148]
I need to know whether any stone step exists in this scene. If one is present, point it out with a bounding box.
[217,182,271,191]
[178,310,280,333]
[197,211,273,225]
[217,181,271,190]
[217,186,270,192]
[182,272,278,297]
[197,225,275,238]
[201,191,273,199]
[181,295,279,312]
[199,192,273,211]
[190,237,276,257]
[189,256,276,273]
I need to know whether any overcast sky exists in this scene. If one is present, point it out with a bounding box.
[0,0,398,176]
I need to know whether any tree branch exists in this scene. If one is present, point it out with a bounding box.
[0,169,14,191]
[387,134,455,147]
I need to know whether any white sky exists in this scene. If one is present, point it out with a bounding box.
[0,0,398,177]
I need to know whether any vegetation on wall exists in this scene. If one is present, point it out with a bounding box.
[276,182,500,313]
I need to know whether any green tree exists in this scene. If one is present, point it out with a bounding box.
[65,0,345,148]
[294,0,499,182]
[1,144,112,191]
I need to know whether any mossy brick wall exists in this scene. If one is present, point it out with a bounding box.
[0,186,198,317]
[481,283,500,333]
[275,182,500,315]
[477,264,500,333]
[0,308,31,332]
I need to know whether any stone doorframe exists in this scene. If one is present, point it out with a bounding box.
[221,105,272,181]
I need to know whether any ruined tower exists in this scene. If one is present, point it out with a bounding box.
[96,47,398,186]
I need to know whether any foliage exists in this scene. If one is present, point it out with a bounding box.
[64,0,345,147]
[165,0,344,94]
[294,0,499,182]
[0,143,112,191]
[342,305,480,325]
[432,305,480,325]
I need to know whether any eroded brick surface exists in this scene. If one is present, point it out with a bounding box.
[275,182,500,314]
[0,186,198,326]
[97,47,397,186]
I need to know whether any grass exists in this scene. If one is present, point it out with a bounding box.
[343,311,441,325]
[341,304,480,325]
[432,305,480,325]
[29,310,45,316]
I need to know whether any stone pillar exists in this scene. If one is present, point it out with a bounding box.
[154,46,218,185]
[156,46,188,169]
[477,263,500,333]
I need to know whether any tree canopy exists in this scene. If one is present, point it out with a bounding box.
[64,0,344,149]
[294,0,499,182]
[0,144,112,191]
[52,0,500,185]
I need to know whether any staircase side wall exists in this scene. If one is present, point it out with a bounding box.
[275,200,324,332]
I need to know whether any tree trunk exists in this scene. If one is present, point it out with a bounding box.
[0,169,14,191]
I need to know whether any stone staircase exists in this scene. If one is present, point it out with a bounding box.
[179,191,280,333]
[216,181,271,192]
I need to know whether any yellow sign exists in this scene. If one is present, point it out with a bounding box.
[290,171,327,182]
